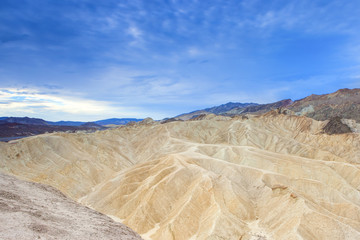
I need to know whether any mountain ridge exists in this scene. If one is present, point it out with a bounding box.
[0,117,144,126]
[174,88,360,122]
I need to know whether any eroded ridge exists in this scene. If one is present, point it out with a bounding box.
[1,114,359,239]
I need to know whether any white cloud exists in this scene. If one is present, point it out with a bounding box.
[90,67,200,104]
[0,88,146,121]
[126,25,144,46]
[187,47,201,57]
[127,26,142,39]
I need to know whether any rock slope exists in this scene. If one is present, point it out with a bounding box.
[174,88,360,122]
[1,114,360,239]
[0,172,142,240]
[288,88,360,122]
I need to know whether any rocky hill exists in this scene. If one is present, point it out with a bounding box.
[0,122,101,141]
[175,102,257,120]
[1,113,359,239]
[0,117,143,140]
[0,172,142,240]
[226,99,293,115]
[288,88,360,121]
[1,117,49,125]
[174,88,360,122]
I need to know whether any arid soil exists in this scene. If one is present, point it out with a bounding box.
[0,172,142,240]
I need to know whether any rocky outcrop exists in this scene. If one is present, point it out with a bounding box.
[288,88,360,122]
[322,116,352,135]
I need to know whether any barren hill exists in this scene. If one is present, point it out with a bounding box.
[0,172,142,240]
[174,88,360,123]
[288,88,360,121]
[1,114,360,239]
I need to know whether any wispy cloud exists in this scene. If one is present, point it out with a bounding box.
[126,25,144,47]
[89,67,200,104]
[0,88,145,121]
[1,0,359,120]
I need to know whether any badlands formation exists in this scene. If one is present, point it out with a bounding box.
[0,172,142,240]
[1,113,360,239]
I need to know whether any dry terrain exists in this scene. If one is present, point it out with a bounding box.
[175,88,360,122]
[1,113,360,239]
[0,172,142,240]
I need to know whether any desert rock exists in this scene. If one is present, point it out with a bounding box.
[1,114,359,239]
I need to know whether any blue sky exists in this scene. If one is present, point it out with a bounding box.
[1,0,360,121]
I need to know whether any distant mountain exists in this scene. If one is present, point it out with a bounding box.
[81,122,106,129]
[204,102,258,114]
[225,99,293,115]
[47,121,85,126]
[0,116,145,140]
[175,102,257,120]
[174,88,360,122]
[47,118,143,126]
[1,117,48,125]
[0,122,97,140]
[94,118,143,126]
[287,88,360,122]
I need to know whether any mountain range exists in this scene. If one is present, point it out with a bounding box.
[0,117,143,126]
[1,88,359,140]
[0,117,143,140]
[175,88,360,122]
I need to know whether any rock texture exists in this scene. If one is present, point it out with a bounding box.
[322,116,352,135]
[175,102,257,120]
[173,88,360,123]
[287,88,360,121]
[226,99,293,116]
[1,114,360,240]
[0,172,142,240]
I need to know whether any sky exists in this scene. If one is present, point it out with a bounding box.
[1,0,360,121]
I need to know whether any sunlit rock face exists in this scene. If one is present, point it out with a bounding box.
[0,172,143,240]
[1,114,360,240]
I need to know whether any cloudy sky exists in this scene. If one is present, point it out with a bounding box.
[1,0,360,121]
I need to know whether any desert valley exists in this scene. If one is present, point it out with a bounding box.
[0,89,360,239]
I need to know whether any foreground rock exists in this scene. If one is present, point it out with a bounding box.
[0,172,142,240]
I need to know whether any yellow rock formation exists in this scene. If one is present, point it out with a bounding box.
[1,114,359,239]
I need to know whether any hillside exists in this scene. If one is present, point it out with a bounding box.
[1,114,359,239]
[288,88,360,121]
[1,117,49,125]
[0,172,142,240]
[175,102,257,120]
[0,121,107,141]
[174,88,360,122]
[0,122,99,140]
[226,99,293,115]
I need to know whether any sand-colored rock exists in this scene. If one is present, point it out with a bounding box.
[0,172,142,240]
[1,114,360,239]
